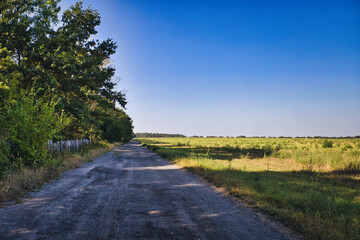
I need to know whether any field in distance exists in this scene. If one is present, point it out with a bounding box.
[136,137,360,240]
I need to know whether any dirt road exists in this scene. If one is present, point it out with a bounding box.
[0,141,299,240]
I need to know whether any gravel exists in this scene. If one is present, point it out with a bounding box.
[0,140,301,240]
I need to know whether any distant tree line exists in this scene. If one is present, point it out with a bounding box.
[236,136,360,139]
[135,133,186,138]
[0,0,133,176]
[137,135,360,139]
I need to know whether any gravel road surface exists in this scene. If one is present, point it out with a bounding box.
[0,141,300,240]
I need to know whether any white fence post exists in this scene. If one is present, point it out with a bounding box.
[47,139,91,153]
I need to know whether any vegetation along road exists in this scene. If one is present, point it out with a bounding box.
[0,140,298,240]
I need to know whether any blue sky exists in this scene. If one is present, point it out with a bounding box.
[60,0,360,137]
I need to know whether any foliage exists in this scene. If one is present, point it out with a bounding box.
[5,92,69,169]
[102,108,133,143]
[0,1,133,176]
[322,139,333,148]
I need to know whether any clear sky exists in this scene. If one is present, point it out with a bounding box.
[60,0,360,137]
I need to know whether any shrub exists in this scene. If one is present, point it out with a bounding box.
[274,143,282,152]
[5,93,69,169]
[322,139,333,148]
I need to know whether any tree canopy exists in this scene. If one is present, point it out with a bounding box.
[0,0,133,175]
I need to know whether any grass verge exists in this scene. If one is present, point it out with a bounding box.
[137,138,360,240]
[0,142,118,206]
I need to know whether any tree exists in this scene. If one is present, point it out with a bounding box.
[1,0,131,140]
[0,0,133,174]
[49,1,127,139]
[102,108,134,143]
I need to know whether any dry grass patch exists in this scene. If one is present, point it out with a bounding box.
[0,143,117,206]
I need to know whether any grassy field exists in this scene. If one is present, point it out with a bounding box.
[137,137,360,240]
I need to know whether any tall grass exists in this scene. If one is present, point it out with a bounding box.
[137,137,360,240]
[140,137,360,171]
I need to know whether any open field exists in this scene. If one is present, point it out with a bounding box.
[137,137,360,240]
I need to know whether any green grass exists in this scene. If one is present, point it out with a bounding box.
[137,137,360,240]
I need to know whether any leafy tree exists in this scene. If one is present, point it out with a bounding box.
[0,0,134,175]
[51,1,127,139]
[0,0,60,93]
[1,0,130,140]
[102,108,134,143]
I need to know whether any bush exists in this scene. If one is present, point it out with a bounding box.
[5,93,69,169]
[322,139,333,148]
